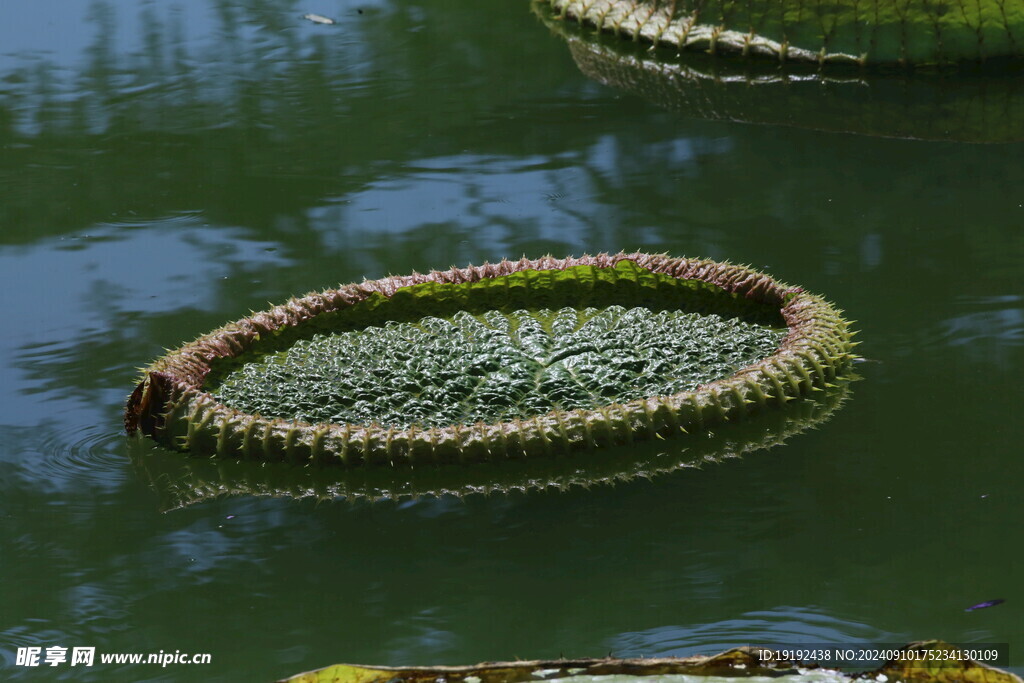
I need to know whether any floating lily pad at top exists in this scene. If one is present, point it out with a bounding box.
[124,253,857,466]
[534,2,1024,143]
[539,0,1024,66]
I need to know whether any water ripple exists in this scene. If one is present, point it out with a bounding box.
[610,606,895,658]
[10,422,127,494]
[0,621,72,671]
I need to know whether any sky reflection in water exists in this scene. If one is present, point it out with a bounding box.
[0,1,1021,681]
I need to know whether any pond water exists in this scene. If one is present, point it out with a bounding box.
[1,1,1021,681]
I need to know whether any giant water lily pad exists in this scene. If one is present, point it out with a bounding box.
[125,253,856,466]
[131,379,852,508]
[277,642,1022,683]
[534,2,1024,142]
[538,0,1024,66]
[212,306,785,429]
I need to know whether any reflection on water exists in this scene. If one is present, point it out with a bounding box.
[0,0,378,135]
[0,219,288,431]
[937,299,1023,350]
[130,382,852,509]
[0,0,587,253]
[0,0,1022,680]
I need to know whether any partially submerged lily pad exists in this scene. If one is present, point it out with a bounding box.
[538,0,1024,66]
[534,2,1024,142]
[125,253,856,466]
[276,641,1022,683]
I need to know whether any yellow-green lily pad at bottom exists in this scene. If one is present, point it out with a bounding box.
[277,642,1021,683]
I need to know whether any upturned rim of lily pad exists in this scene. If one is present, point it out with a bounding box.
[132,379,853,509]
[124,252,857,466]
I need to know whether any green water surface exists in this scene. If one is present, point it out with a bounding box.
[0,1,1021,682]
